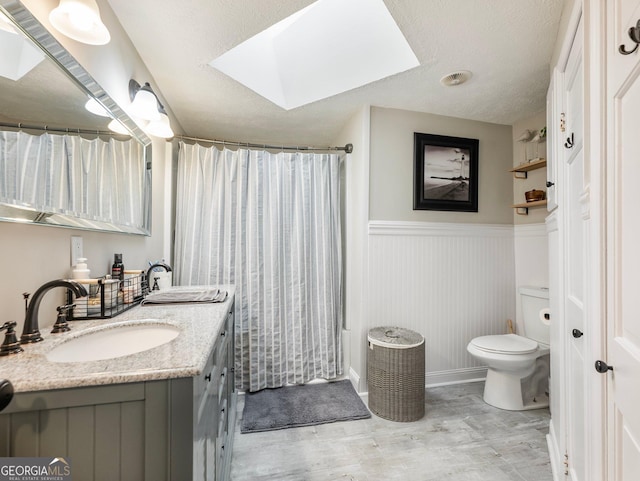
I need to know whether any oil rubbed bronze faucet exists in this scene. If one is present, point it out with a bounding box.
[145,262,172,293]
[20,280,88,344]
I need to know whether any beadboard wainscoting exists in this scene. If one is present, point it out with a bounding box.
[364,221,516,386]
[514,223,549,333]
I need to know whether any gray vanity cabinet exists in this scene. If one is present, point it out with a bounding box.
[172,306,236,481]
[0,306,236,481]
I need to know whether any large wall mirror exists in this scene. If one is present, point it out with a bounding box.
[0,0,152,235]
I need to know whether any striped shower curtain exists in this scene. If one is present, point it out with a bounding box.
[174,142,343,392]
[0,130,145,227]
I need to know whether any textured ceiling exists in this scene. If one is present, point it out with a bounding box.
[106,0,564,146]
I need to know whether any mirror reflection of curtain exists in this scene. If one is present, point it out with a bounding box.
[174,142,343,392]
[0,131,144,226]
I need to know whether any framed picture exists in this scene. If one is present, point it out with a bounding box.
[413,132,479,212]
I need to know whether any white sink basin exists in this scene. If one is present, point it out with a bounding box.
[46,321,181,363]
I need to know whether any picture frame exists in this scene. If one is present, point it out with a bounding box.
[413,132,479,212]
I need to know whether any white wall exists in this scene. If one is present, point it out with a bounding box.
[0,1,173,332]
[512,111,550,331]
[333,106,371,389]
[514,224,549,332]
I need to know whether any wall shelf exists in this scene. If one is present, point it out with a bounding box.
[510,158,547,179]
[512,199,547,215]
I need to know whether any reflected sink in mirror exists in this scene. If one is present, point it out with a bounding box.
[46,321,180,363]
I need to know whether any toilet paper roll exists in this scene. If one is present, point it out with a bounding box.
[540,307,551,325]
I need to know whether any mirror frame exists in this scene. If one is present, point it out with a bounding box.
[0,0,152,235]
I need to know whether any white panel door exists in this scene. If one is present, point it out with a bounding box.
[562,16,587,481]
[607,1,640,479]
[546,69,559,212]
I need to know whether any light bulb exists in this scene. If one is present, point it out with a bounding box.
[49,0,111,45]
[129,85,161,121]
[145,112,174,139]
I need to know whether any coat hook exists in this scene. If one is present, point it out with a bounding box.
[564,133,574,149]
[619,19,640,55]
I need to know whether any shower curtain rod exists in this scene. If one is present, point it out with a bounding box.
[0,121,126,137]
[176,134,353,154]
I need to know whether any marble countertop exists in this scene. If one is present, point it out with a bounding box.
[1,285,235,393]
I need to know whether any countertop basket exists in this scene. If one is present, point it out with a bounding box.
[367,326,425,422]
[66,272,146,320]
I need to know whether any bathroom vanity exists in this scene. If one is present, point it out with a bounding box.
[0,286,236,481]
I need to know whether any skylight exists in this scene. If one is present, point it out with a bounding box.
[209,0,419,110]
[0,12,45,81]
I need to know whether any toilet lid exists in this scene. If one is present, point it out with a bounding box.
[470,334,538,354]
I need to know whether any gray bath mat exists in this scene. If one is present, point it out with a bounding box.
[241,379,371,433]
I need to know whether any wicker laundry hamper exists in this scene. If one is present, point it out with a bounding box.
[367,327,425,422]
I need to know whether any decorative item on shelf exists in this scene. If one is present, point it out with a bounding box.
[525,189,546,202]
[527,126,547,162]
[516,129,534,163]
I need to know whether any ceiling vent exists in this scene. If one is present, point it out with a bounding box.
[440,70,472,87]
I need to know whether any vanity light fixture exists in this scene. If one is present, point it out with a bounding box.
[128,79,161,121]
[145,106,174,139]
[49,0,111,46]
[129,79,174,138]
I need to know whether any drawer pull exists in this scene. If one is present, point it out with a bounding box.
[205,373,211,382]
[220,330,226,337]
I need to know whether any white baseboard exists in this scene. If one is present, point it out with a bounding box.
[425,367,487,387]
[349,367,361,392]
[547,421,562,481]
[351,366,487,394]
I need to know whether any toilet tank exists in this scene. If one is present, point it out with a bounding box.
[519,286,550,345]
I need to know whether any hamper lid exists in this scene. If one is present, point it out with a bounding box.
[368,327,424,349]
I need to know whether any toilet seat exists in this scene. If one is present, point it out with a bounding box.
[470,334,538,355]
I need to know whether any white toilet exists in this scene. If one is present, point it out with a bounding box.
[467,286,550,411]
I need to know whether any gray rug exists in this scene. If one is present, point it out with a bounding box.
[241,379,371,433]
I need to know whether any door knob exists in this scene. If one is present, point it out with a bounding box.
[595,360,613,373]
[0,379,14,411]
[572,329,583,338]
[546,181,555,188]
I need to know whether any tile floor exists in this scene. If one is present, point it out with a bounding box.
[230,381,552,481]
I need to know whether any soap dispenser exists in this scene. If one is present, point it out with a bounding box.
[72,257,90,279]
